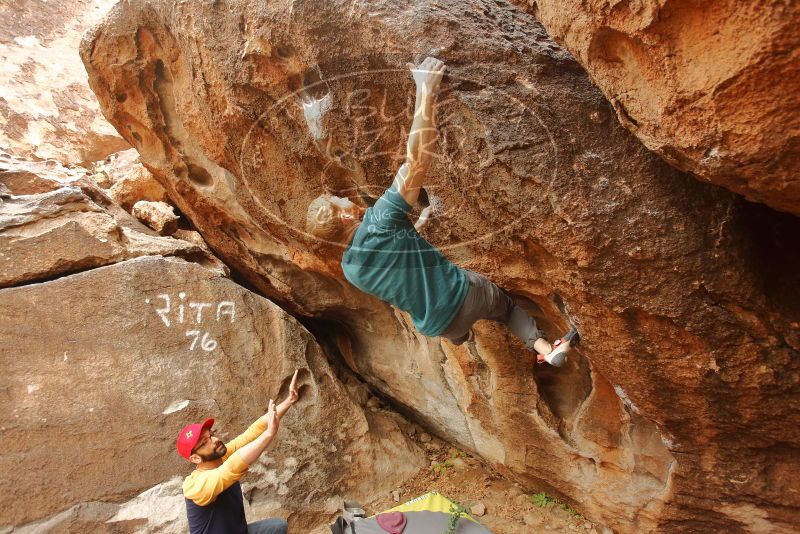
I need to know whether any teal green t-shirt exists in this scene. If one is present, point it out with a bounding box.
[342,184,468,337]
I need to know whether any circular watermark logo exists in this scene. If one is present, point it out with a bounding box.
[238,56,558,253]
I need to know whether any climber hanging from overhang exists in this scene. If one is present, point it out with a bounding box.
[306,57,577,367]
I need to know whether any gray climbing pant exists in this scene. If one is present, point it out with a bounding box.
[439,269,543,349]
[248,518,288,534]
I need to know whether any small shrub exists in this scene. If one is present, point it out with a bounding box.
[560,502,583,519]
[442,502,469,534]
[431,459,455,476]
[530,492,556,507]
[529,492,584,520]
[448,447,467,459]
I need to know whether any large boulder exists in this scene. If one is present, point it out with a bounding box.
[81,0,800,532]
[0,256,425,531]
[511,0,800,215]
[0,155,220,287]
[0,0,128,165]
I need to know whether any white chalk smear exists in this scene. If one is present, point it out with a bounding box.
[162,399,191,415]
[613,385,640,414]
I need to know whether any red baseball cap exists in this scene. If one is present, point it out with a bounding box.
[176,418,214,460]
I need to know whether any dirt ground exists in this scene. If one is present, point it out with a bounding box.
[322,431,611,534]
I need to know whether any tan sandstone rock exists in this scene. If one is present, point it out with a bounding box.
[81,0,800,532]
[471,501,487,517]
[0,159,222,287]
[109,164,169,210]
[92,148,143,189]
[132,199,180,235]
[0,0,129,165]
[0,256,425,531]
[511,0,800,215]
[0,151,86,193]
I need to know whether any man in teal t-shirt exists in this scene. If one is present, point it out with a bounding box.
[341,181,467,337]
[306,57,573,366]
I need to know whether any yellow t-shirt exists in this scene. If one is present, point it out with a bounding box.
[182,418,267,506]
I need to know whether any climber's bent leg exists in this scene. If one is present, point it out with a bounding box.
[506,304,550,354]
[439,270,483,345]
[440,270,548,353]
[470,273,552,354]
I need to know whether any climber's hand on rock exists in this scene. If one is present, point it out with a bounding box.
[406,57,446,94]
[276,369,301,419]
[284,369,300,405]
[264,399,279,438]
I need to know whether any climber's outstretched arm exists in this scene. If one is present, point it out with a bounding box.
[394,57,446,207]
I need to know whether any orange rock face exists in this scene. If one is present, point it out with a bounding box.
[81,0,800,532]
[512,0,800,215]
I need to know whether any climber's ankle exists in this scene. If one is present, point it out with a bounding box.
[532,337,551,355]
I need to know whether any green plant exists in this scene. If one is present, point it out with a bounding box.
[442,502,469,534]
[560,501,583,519]
[529,492,585,520]
[530,492,556,507]
[431,458,455,476]
[448,447,466,459]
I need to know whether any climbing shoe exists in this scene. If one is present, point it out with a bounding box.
[537,326,578,367]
